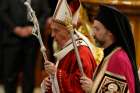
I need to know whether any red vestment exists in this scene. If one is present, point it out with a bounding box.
[47,45,97,93]
[57,45,96,93]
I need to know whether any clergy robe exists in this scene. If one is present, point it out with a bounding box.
[45,38,97,93]
[91,46,135,93]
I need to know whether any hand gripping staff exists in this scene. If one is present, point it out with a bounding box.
[24,1,59,93]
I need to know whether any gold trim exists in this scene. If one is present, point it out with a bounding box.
[53,19,67,26]
[105,71,126,80]
[91,47,121,93]
[98,71,128,93]
[81,0,140,7]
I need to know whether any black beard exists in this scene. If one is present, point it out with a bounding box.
[95,40,102,47]
[94,36,104,48]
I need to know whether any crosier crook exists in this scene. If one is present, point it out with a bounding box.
[24,1,59,93]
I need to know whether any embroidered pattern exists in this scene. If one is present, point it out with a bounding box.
[97,71,128,93]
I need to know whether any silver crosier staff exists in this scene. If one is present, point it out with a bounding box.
[24,1,59,93]
[65,17,84,76]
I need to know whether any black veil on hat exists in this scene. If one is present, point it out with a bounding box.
[95,5,140,92]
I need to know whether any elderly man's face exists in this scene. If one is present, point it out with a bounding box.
[92,20,109,48]
[51,22,70,48]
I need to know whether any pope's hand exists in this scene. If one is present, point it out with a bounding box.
[41,77,52,92]
[44,61,57,75]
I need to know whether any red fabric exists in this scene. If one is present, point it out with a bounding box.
[107,48,135,93]
[68,0,80,14]
[47,45,96,93]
